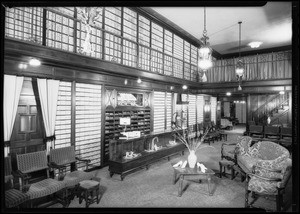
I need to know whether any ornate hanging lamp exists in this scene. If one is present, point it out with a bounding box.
[236,21,245,90]
[198,7,213,81]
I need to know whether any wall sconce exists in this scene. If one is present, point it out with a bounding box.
[137,78,142,84]
[204,102,211,112]
[29,58,41,66]
[124,79,128,85]
[18,63,28,69]
[279,91,285,95]
[182,85,188,90]
[4,141,10,157]
[170,86,174,90]
[226,92,231,96]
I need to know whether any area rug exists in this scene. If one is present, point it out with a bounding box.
[49,133,292,211]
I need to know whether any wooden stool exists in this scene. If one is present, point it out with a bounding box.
[77,178,101,208]
[219,160,235,179]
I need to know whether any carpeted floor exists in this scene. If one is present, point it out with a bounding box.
[49,132,292,211]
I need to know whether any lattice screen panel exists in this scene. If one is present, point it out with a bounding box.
[184,63,191,80]
[138,46,151,70]
[211,96,217,124]
[173,34,183,60]
[188,94,196,126]
[123,39,137,67]
[123,8,137,42]
[46,9,74,52]
[76,21,103,59]
[165,92,172,132]
[197,95,204,125]
[153,91,166,134]
[164,30,173,55]
[138,15,150,47]
[151,22,163,52]
[173,58,183,78]
[5,7,43,44]
[104,32,122,63]
[55,81,72,148]
[75,83,101,169]
[104,7,121,35]
[150,50,163,74]
[164,55,173,76]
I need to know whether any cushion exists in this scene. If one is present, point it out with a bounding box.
[248,176,280,195]
[5,189,30,208]
[61,170,95,187]
[25,178,65,199]
[79,180,99,190]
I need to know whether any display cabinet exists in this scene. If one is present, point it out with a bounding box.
[103,107,151,164]
[108,132,186,180]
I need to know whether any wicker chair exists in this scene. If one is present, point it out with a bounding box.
[49,146,96,206]
[15,150,66,208]
[4,156,30,209]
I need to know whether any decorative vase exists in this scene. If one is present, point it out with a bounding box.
[188,150,197,168]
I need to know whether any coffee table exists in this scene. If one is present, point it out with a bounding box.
[172,162,215,197]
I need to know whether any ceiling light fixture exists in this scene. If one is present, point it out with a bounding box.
[236,21,244,91]
[248,41,262,48]
[29,58,41,66]
[198,7,213,73]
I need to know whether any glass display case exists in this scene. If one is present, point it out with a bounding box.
[108,131,186,180]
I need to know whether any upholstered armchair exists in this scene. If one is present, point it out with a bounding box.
[15,150,66,208]
[244,141,292,211]
[49,146,96,206]
[4,156,30,209]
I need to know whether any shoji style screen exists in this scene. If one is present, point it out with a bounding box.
[211,96,217,124]
[75,83,102,169]
[165,92,172,132]
[188,94,196,127]
[196,95,204,125]
[55,81,72,148]
[153,91,165,134]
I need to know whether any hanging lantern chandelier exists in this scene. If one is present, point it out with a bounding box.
[198,7,213,72]
[236,21,245,90]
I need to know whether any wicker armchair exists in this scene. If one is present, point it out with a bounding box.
[15,150,66,208]
[4,156,30,209]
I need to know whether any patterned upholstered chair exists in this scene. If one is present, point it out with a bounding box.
[15,150,66,208]
[4,156,30,209]
[49,146,96,206]
[243,141,292,211]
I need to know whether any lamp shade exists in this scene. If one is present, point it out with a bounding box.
[235,58,245,77]
[198,45,213,70]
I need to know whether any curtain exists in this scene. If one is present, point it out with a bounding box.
[3,75,24,157]
[37,78,60,154]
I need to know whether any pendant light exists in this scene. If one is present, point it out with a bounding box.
[236,21,244,90]
[198,7,213,72]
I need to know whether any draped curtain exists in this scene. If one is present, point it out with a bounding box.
[37,78,60,154]
[3,75,24,157]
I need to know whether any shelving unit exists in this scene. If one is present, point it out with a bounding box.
[103,107,151,164]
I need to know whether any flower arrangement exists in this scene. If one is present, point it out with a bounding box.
[171,122,214,153]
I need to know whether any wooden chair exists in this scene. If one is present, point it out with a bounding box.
[4,156,30,209]
[248,125,264,140]
[262,126,280,141]
[49,146,96,206]
[15,150,66,208]
[278,127,292,152]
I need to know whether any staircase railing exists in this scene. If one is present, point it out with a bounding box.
[270,109,289,126]
[252,93,288,123]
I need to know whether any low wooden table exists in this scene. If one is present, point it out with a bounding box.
[172,162,215,197]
